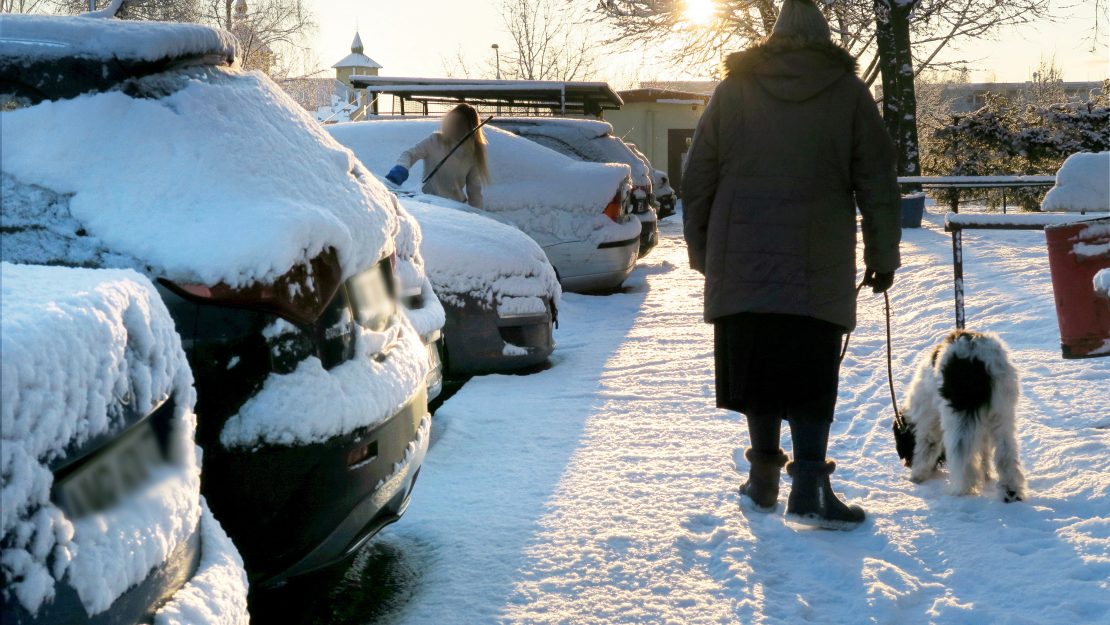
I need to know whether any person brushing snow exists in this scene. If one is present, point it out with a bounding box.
[682,0,901,530]
[385,103,491,208]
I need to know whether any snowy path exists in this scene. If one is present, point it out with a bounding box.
[378,212,1109,625]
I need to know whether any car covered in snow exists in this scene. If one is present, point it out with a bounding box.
[0,263,250,625]
[489,117,660,256]
[0,14,430,587]
[650,168,677,220]
[391,200,447,399]
[327,119,643,293]
[397,194,561,376]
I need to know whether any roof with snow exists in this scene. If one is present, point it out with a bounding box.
[0,14,237,66]
[618,88,711,105]
[349,76,623,115]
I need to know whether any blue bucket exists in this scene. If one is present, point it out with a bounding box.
[900,193,926,228]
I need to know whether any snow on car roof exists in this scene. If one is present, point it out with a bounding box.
[491,117,651,185]
[1,68,396,288]
[399,195,561,315]
[0,14,236,65]
[0,262,202,615]
[327,119,629,218]
[1041,152,1110,213]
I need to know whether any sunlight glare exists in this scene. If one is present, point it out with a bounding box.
[683,0,716,26]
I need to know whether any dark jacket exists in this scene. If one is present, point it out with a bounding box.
[682,36,901,331]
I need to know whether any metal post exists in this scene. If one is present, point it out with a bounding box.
[951,228,966,329]
[491,44,501,80]
[89,0,96,11]
[1002,188,1007,214]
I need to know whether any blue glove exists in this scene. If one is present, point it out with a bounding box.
[385,165,409,186]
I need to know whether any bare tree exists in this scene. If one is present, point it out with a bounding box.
[501,0,598,81]
[1,0,54,12]
[53,0,200,21]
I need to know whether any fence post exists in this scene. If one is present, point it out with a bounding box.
[951,228,966,329]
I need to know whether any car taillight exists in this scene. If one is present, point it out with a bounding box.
[159,248,343,326]
[603,193,623,222]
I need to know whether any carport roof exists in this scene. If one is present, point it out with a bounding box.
[348,76,624,115]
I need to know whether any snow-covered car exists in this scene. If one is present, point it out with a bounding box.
[650,168,677,220]
[392,200,447,399]
[399,194,561,375]
[0,263,249,625]
[0,14,430,587]
[327,119,643,293]
[490,117,660,257]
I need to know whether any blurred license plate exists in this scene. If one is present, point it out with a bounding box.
[55,420,167,518]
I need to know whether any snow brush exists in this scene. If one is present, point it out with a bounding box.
[422,115,495,185]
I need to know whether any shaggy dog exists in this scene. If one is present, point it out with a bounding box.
[901,330,1027,502]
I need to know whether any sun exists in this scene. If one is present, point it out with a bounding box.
[683,0,716,26]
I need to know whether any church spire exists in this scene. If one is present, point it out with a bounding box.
[351,31,364,55]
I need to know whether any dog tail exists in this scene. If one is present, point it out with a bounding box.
[939,351,993,416]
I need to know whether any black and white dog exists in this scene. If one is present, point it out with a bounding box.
[901,330,1027,502]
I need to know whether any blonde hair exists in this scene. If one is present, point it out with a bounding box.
[449,103,491,184]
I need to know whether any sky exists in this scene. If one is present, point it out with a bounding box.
[308,1,1109,87]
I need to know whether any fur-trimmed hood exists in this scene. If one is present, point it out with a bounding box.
[725,36,858,102]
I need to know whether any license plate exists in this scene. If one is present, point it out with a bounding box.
[54,420,167,518]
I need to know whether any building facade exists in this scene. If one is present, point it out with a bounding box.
[605,87,711,196]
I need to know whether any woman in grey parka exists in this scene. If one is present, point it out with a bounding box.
[683,0,902,530]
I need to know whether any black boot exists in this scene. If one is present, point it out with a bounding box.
[785,459,866,530]
[739,448,789,512]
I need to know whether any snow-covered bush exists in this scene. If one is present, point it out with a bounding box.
[922,81,1109,210]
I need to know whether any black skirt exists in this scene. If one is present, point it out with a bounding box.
[714,312,846,421]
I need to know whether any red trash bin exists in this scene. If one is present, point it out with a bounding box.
[1045,217,1110,358]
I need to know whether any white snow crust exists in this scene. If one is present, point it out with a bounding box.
[218,319,428,449]
[371,212,1110,625]
[1042,152,1110,213]
[326,120,640,247]
[0,14,236,65]
[398,195,561,315]
[1,67,396,288]
[0,263,204,616]
[392,200,446,338]
[153,499,250,625]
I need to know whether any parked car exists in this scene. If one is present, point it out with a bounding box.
[0,262,250,625]
[391,198,447,399]
[490,117,660,256]
[651,168,677,219]
[0,14,430,587]
[327,119,642,293]
[397,193,561,376]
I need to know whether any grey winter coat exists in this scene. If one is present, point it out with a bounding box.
[682,37,902,331]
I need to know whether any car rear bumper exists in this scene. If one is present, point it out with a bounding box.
[422,330,444,400]
[634,210,659,257]
[201,388,430,588]
[441,294,555,376]
[1,517,204,625]
[549,237,640,294]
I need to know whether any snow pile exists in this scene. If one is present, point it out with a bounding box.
[491,117,653,188]
[399,195,561,316]
[1041,152,1110,212]
[1072,220,1110,261]
[326,120,638,247]
[392,199,446,338]
[1096,269,1110,301]
[219,319,428,448]
[0,263,202,616]
[153,500,249,625]
[1,67,396,288]
[0,14,236,65]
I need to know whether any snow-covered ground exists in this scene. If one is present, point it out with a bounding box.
[359,209,1109,625]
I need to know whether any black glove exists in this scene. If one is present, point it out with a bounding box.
[863,269,895,294]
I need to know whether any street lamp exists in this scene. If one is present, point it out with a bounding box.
[491,43,501,80]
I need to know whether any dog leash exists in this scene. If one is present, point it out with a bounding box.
[840,284,905,423]
[883,290,906,425]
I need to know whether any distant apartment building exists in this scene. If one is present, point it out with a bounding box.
[936,81,1105,113]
